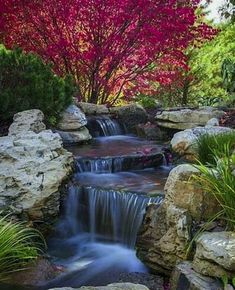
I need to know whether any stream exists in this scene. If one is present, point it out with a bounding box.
[2,116,172,289]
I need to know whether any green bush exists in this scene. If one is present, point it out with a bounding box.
[0,45,74,124]
[0,216,45,281]
[196,132,235,166]
[136,94,158,109]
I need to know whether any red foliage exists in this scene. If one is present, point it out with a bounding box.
[0,0,213,104]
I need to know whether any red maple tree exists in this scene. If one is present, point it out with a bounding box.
[0,0,212,104]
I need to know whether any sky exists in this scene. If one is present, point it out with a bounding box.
[203,0,226,22]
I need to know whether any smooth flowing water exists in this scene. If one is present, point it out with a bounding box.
[87,116,125,137]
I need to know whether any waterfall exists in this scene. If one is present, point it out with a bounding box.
[87,116,125,137]
[75,153,163,173]
[61,185,163,248]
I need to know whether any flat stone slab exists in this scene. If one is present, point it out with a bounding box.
[155,108,224,130]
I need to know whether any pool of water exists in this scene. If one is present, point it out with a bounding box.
[74,167,171,195]
[66,135,163,158]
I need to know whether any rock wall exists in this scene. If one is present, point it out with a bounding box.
[0,109,73,225]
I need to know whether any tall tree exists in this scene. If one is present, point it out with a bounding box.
[0,0,211,104]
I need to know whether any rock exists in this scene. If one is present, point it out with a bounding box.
[110,104,147,133]
[48,283,150,290]
[136,122,166,141]
[193,232,235,279]
[117,272,164,290]
[77,102,109,115]
[56,127,92,144]
[206,117,219,127]
[164,164,220,221]
[57,105,87,130]
[136,203,191,275]
[155,108,224,130]
[56,105,92,144]
[170,261,223,290]
[136,164,220,275]
[8,109,46,135]
[6,258,58,286]
[171,126,233,161]
[0,129,73,223]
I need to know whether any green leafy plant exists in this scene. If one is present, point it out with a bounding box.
[0,216,46,281]
[196,132,235,166]
[194,151,235,230]
[0,45,74,124]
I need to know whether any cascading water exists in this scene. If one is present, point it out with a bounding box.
[46,183,162,288]
[87,116,125,137]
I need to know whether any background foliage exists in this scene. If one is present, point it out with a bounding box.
[189,23,235,105]
[0,45,74,123]
[0,0,214,105]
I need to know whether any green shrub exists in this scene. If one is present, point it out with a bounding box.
[0,45,74,124]
[136,94,158,109]
[196,132,235,166]
[0,216,45,281]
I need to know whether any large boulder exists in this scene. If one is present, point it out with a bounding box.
[56,105,92,144]
[48,283,149,290]
[170,262,223,290]
[193,232,235,279]
[0,110,73,223]
[164,164,220,221]
[57,105,87,130]
[171,126,233,161]
[137,202,192,275]
[155,108,224,130]
[8,109,46,135]
[110,104,148,133]
[77,102,109,115]
[136,164,220,275]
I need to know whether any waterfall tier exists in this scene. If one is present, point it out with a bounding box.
[87,116,125,137]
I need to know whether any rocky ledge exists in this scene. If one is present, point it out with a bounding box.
[155,107,225,130]
[0,109,73,224]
